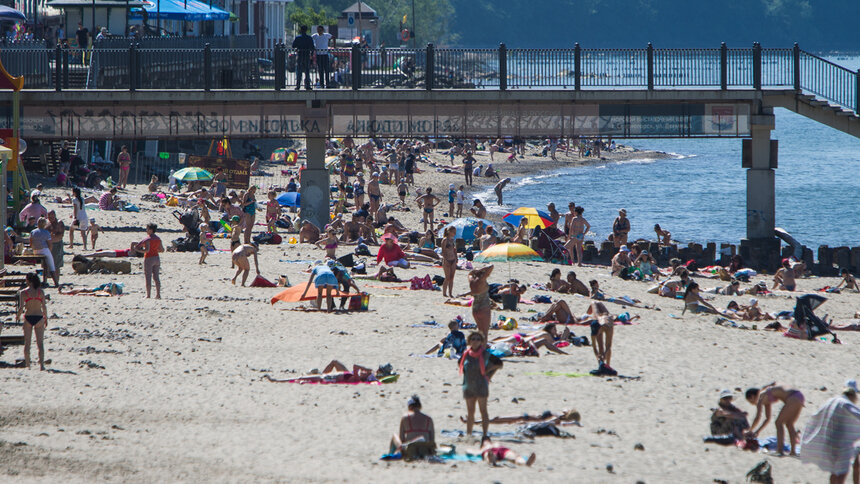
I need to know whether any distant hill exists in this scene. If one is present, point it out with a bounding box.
[448,0,860,51]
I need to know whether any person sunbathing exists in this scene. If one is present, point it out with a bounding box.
[537,299,578,325]
[472,436,535,467]
[389,395,436,460]
[462,408,580,426]
[299,220,321,244]
[836,269,860,292]
[426,320,467,356]
[80,242,141,258]
[590,280,653,309]
[548,268,568,292]
[60,282,123,296]
[488,281,527,302]
[265,360,382,384]
[710,389,750,440]
[704,280,741,296]
[490,323,569,356]
[772,258,797,291]
[683,282,719,314]
[564,271,589,296]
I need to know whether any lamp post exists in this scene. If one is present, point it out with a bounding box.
[411,0,415,47]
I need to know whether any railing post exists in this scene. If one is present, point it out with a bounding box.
[62,46,69,89]
[720,42,727,90]
[128,44,135,91]
[351,43,361,90]
[54,45,62,92]
[274,43,285,91]
[856,69,860,114]
[426,43,435,90]
[646,42,654,90]
[753,42,762,90]
[498,43,507,91]
[574,43,581,91]
[792,43,800,91]
[203,43,212,91]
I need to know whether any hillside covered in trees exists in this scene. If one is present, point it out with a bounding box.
[291,0,860,51]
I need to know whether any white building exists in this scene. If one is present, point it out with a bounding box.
[225,0,289,48]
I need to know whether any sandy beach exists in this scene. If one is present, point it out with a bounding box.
[0,142,858,483]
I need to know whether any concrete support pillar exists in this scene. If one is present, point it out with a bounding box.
[299,106,330,231]
[741,109,780,270]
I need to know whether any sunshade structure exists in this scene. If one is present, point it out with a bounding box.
[474,242,543,278]
[276,192,300,208]
[135,0,231,21]
[503,207,554,230]
[271,283,358,304]
[436,217,497,242]
[270,147,288,162]
[172,166,213,181]
[0,6,26,21]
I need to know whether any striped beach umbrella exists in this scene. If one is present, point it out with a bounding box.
[172,167,214,181]
[503,207,554,229]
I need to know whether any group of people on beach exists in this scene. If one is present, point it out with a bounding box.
[6,132,860,478]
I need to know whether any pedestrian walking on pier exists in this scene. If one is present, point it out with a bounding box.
[293,26,314,91]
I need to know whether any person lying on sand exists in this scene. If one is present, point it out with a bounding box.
[79,242,141,258]
[470,436,535,467]
[389,395,436,460]
[489,323,569,356]
[265,360,383,384]
[590,280,654,309]
[462,408,580,426]
[703,280,742,296]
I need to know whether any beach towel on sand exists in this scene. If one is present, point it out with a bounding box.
[270,283,360,304]
[250,275,277,287]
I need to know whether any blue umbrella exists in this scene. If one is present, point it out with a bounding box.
[276,192,300,208]
[0,6,26,21]
[437,217,497,242]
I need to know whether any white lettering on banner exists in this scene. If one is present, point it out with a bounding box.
[18,102,751,139]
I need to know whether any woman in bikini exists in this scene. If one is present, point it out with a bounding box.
[548,268,569,293]
[241,186,258,244]
[390,395,436,460]
[772,258,797,291]
[746,383,805,456]
[16,273,48,370]
[461,331,493,440]
[683,282,719,315]
[538,299,577,325]
[490,323,569,356]
[116,145,131,189]
[469,265,494,340]
[441,226,457,298]
[266,360,377,384]
[464,408,579,426]
[315,228,339,259]
[475,436,535,466]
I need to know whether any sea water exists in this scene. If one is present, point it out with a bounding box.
[480,57,860,248]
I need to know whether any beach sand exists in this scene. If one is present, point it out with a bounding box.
[0,144,857,483]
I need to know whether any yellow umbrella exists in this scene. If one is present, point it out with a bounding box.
[474,242,543,279]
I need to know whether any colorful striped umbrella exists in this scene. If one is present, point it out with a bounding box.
[474,243,542,263]
[172,167,214,181]
[503,207,554,229]
[270,147,289,161]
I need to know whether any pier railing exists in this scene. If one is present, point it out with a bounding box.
[1,42,857,113]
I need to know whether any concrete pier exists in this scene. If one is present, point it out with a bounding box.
[741,108,781,270]
[298,106,330,230]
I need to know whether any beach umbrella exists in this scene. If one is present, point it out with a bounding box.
[436,217,497,242]
[503,207,554,230]
[474,242,543,278]
[0,6,26,21]
[172,166,213,181]
[276,191,300,208]
[270,147,288,162]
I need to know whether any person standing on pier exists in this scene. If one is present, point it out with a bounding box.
[312,26,333,89]
[292,26,314,91]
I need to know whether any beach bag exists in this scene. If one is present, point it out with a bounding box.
[337,253,355,267]
[351,260,367,275]
[354,243,371,256]
[348,292,370,311]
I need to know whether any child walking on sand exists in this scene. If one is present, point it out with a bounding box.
[198,222,210,265]
[265,190,280,233]
[397,178,409,207]
[89,219,99,249]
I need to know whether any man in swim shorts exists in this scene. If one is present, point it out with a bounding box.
[414,187,440,232]
[565,206,590,267]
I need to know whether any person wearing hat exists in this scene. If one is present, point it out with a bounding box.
[447,183,456,217]
[376,233,409,269]
[389,395,436,460]
[710,389,750,440]
[612,209,630,248]
[611,245,632,278]
[801,380,860,483]
[772,257,797,292]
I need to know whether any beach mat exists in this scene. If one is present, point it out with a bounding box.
[270,283,360,304]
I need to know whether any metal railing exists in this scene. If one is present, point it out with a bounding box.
[1,42,857,114]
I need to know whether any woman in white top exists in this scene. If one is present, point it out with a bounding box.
[68,187,90,249]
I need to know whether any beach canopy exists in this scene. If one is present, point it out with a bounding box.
[436,217,497,242]
[503,207,554,229]
[271,282,359,304]
[133,0,231,21]
[474,242,542,263]
[0,6,26,21]
[172,166,213,181]
[276,191,300,208]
